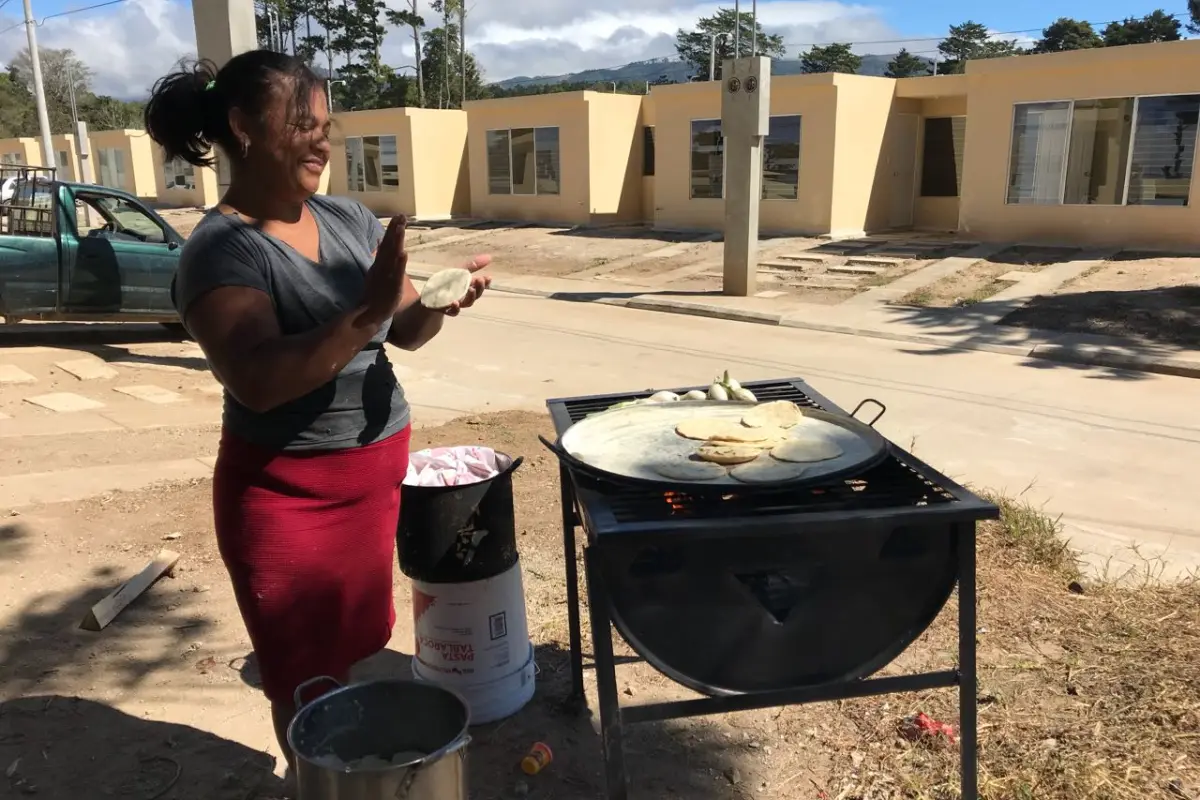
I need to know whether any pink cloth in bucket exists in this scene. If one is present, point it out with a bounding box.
[405,446,501,487]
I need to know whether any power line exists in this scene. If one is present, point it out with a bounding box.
[0,0,127,35]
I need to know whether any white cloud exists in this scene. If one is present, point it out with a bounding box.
[0,0,900,97]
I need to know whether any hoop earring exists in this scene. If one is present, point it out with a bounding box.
[240,139,250,158]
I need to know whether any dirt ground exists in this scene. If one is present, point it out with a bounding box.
[898,246,1079,308]
[413,226,700,279]
[2,411,1196,800]
[1001,253,1200,348]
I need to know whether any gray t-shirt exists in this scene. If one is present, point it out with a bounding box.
[173,194,410,452]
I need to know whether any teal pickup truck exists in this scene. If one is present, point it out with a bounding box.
[0,167,186,329]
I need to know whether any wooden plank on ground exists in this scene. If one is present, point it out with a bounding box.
[80,549,181,632]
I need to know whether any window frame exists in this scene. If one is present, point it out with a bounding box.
[762,114,802,202]
[484,126,561,196]
[1005,92,1200,208]
[918,115,967,199]
[689,117,726,200]
[344,134,399,194]
[643,126,656,177]
[163,155,196,191]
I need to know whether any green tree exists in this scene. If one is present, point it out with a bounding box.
[674,8,786,81]
[385,1,425,108]
[1032,18,1103,53]
[420,21,485,110]
[1190,0,1200,34]
[0,73,33,139]
[936,20,1022,74]
[8,48,92,134]
[884,48,931,77]
[1102,11,1181,46]
[800,43,861,75]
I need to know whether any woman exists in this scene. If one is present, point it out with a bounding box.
[143,49,491,780]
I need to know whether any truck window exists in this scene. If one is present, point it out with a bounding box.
[74,193,167,245]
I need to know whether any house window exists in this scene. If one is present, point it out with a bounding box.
[0,153,21,165]
[763,115,801,200]
[690,119,724,199]
[643,127,656,176]
[164,156,196,190]
[485,127,560,196]
[1007,94,1200,207]
[345,135,399,193]
[920,117,966,198]
[96,147,126,190]
[486,130,511,195]
[1127,95,1199,206]
[57,150,71,176]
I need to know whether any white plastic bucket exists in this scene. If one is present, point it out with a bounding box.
[410,560,536,725]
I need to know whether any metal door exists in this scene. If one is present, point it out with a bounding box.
[886,114,919,230]
[60,188,180,315]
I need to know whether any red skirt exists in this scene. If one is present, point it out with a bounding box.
[212,425,412,704]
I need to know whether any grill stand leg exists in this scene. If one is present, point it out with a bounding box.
[585,547,628,800]
[560,466,585,703]
[958,524,979,800]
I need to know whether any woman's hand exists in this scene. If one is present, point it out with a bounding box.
[439,254,492,317]
[362,215,408,325]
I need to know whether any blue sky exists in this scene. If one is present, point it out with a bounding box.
[0,0,1193,96]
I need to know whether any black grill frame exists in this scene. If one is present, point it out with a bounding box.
[546,378,996,800]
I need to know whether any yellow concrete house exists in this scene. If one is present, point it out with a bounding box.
[464,91,645,226]
[86,129,158,198]
[454,39,1200,248]
[328,107,468,219]
[152,143,221,208]
[0,137,41,167]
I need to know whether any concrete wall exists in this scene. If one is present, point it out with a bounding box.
[0,137,41,166]
[49,134,81,181]
[152,143,221,208]
[585,92,645,223]
[465,92,591,225]
[648,75,843,235]
[329,107,466,219]
[958,40,1200,248]
[87,129,157,198]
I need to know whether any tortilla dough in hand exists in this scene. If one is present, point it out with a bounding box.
[419,268,472,310]
[770,437,844,463]
[730,457,809,483]
[675,419,776,443]
[650,458,728,481]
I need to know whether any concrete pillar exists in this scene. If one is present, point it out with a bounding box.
[720,56,771,297]
[193,0,258,70]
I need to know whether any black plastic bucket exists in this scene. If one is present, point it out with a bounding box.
[398,449,524,583]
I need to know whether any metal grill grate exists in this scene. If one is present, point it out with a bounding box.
[551,379,958,524]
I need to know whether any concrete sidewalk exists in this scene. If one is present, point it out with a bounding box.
[409,263,1200,381]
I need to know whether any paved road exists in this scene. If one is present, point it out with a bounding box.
[2,295,1197,576]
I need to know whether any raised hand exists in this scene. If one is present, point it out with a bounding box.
[363,215,408,324]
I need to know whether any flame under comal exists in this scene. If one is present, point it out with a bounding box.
[659,477,871,515]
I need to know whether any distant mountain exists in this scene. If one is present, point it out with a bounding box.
[493,53,932,90]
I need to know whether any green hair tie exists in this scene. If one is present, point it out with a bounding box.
[205,80,216,91]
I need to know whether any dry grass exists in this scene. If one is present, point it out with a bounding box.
[829,488,1199,800]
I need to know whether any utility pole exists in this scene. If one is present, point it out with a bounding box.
[733,0,740,59]
[751,0,758,55]
[458,0,466,108]
[21,0,55,171]
[708,33,727,80]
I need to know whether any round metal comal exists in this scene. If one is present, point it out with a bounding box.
[600,524,958,695]
[288,678,470,800]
